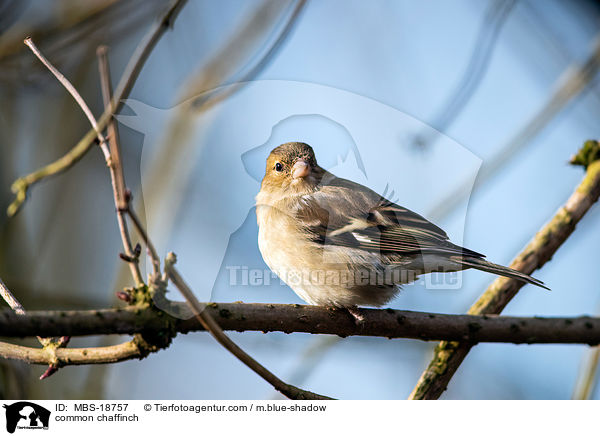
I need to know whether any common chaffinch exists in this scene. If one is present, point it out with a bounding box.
[255,142,547,313]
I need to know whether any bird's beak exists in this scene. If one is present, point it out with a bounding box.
[292,159,310,179]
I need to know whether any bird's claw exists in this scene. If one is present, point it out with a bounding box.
[347,306,364,326]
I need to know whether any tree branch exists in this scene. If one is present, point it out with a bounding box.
[0,277,26,315]
[96,45,144,287]
[409,140,600,400]
[128,207,161,277]
[1,303,599,345]
[0,339,149,366]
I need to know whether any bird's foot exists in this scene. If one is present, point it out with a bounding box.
[347,306,364,326]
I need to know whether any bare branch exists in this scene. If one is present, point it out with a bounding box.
[97,45,144,287]
[0,340,145,366]
[1,304,600,345]
[409,141,600,400]
[0,277,26,315]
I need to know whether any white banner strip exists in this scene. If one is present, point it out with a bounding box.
[0,400,595,435]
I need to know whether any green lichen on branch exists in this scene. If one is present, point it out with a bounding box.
[570,140,600,169]
[132,331,173,358]
[112,282,180,359]
[131,286,179,356]
[132,284,154,306]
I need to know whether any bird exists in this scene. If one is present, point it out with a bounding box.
[255,142,548,318]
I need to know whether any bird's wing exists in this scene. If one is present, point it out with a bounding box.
[296,178,484,259]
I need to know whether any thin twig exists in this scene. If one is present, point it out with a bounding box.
[164,257,333,400]
[409,142,600,400]
[97,45,144,286]
[128,207,161,277]
[7,0,188,217]
[2,304,600,345]
[572,346,600,399]
[0,277,26,315]
[23,37,111,162]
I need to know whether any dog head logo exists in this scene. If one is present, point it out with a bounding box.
[115,80,481,315]
[3,402,50,433]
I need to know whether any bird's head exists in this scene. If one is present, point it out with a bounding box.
[259,142,325,200]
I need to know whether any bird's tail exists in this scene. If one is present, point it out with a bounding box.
[451,256,550,290]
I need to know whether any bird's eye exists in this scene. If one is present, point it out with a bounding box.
[274,162,283,172]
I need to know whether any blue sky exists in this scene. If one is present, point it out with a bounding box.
[7,0,599,399]
[103,0,600,399]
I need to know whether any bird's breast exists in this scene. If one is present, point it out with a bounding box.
[256,204,309,273]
